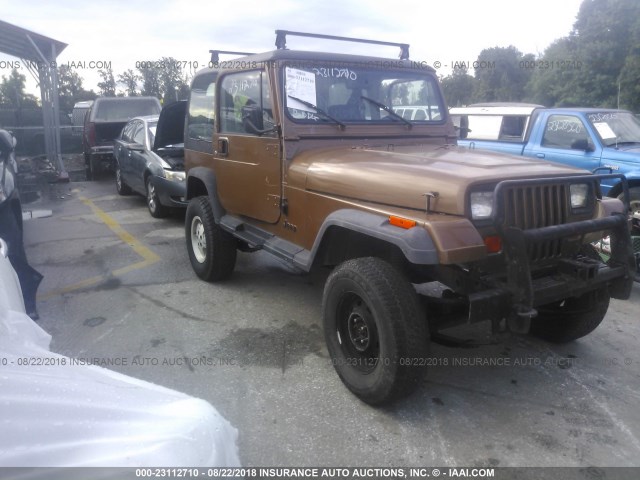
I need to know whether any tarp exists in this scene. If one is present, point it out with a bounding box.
[0,253,240,468]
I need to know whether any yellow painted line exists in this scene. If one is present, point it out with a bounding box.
[80,196,160,264]
[39,196,161,299]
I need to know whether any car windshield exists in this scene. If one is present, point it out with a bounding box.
[283,64,444,125]
[586,111,640,147]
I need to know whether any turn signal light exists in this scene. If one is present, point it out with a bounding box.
[484,235,502,254]
[389,216,417,229]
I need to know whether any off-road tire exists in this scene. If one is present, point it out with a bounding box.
[530,287,610,343]
[186,196,237,282]
[115,162,132,195]
[322,257,429,405]
[146,176,169,218]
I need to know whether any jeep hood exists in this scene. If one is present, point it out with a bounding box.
[293,145,589,215]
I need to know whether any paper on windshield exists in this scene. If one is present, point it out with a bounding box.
[593,122,617,140]
[285,68,316,112]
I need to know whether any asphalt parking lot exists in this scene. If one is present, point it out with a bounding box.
[21,174,640,468]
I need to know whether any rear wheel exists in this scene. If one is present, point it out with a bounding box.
[322,257,429,405]
[84,153,93,181]
[115,162,132,195]
[530,287,610,343]
[146,176,169,218]
[185,196,237,281]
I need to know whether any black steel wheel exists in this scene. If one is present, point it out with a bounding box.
[322,257,429,405]
[185,196,237,282]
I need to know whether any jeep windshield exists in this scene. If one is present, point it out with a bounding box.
[283,64,444,125]
[587,111,640,148]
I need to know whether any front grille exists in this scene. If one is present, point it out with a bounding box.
[503,184,568,230]
[502,184,569,262]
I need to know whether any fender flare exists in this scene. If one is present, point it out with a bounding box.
[186,167,226,221]
[298,209,440,269]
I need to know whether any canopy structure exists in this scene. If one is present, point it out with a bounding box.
[0,19,68,180]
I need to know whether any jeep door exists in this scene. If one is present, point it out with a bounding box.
[213,70,281,224]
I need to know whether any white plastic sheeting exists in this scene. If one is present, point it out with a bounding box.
[0,253,240,467]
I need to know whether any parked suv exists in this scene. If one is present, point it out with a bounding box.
[183,31,635,405]
[83,97,161,179]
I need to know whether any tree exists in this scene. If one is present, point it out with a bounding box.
[137,64,161,99]
[526,0,640,109]
[441,65,476,107]
[159,57,184,104]
[572,0,640,107]
[472,46,534,103]
[57,65,96,112]
[524,37,584,107]
[97,67,116,97]
[0,69,39,108]
[117,69,141,96]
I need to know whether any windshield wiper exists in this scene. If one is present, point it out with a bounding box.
[605,140,640,148]
[287,95,346,131]
[360,95,412,129]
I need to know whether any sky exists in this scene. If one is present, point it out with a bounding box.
[0,0,584,96]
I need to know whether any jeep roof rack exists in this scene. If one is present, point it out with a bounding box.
[274,29,410,60]
[209,50,256,63]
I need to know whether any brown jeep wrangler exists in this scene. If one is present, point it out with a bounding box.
[183,31,635,405]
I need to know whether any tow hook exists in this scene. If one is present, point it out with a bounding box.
[507,306,537,334]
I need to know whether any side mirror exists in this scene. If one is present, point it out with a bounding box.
[571,138,594,152]
[456,127,471,140]
[453,116,470,139]
[242,104,264,134]
[242,105,276,135]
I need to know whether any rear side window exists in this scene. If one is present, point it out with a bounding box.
[452,114,527,142]
[188,71,217,141]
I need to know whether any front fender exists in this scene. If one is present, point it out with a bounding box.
[299,209,440,269]
[186,167,225,221]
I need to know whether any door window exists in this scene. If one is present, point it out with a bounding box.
[542,115,590,149]
[219,70,274,135]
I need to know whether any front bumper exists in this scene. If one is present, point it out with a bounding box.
[154,176,187,208]
[491,174,635,314]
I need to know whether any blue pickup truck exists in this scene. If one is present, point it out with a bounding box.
[451,104,640,280]
[450,104,640,210]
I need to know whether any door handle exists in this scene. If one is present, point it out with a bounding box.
[217,137,229,157]
[536,153,545,159]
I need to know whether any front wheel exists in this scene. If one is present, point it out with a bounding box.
[530,287,610,343]
[185,196,237,282]
[322,257,429,405]
[146,176,169,218]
